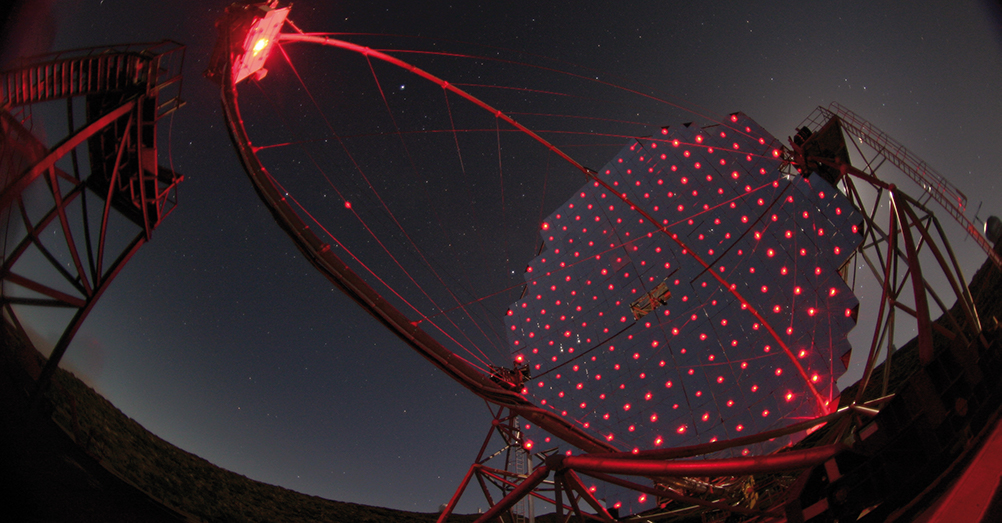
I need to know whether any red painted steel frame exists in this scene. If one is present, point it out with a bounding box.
[216,7,993,519]
[804,155,983,395]
[277,33,831,414]
[217,34,618,456]
[558,443,844,477]
[820,102,1001,268]
[438,406,617,522]
[0,101,134,212]
[1,42,185,410]
[222,24,852,461]
[217,19,873,520]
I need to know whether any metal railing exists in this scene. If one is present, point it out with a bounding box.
[1,40,185,120]
[800,102,1000,267]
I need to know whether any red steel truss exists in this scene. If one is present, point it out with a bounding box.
[0,41,185,409]
[801,102,1000,268]
[213,3,996,520]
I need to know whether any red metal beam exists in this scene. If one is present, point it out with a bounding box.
[893,195,935,364]
[5,42,184,424]
[28,233,146,412]
[97,116,133,277]
[2,186,84,285]
[217,39,620,456]
[558,443,845,477]
[821,103,1001,267]
[579,469,780,518]
[896,194,981,334]
[436,464,477,523]
[269,32,830,419]
[473,465,550,523]
[45,168,92,296]
[278,33,593,180]
[0,100,135,212]
[853,190,899,406]
[477,465,567,509]
[562,470,617,522]
[3,272,87,308]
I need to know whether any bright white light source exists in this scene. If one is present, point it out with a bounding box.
[251,37,269,56]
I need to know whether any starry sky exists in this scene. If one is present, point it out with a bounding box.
[3,0,1002,514]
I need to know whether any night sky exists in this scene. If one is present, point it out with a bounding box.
[4,0,1002,514]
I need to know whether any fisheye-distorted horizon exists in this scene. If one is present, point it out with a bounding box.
[3,0,1001,514]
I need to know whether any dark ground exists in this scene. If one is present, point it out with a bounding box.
[0,332,189,522]
[0,323,483,523]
